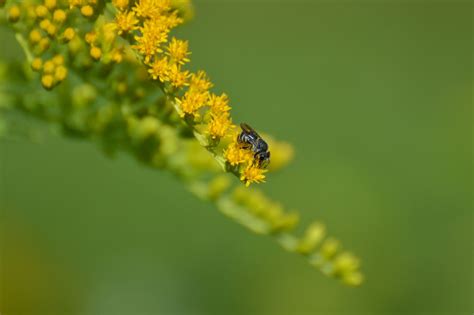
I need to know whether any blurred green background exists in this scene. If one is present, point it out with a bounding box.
[1,1,472,314]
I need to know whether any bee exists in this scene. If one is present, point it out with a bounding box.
[238,123,270,168]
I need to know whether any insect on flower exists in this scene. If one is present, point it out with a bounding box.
[238,123,271,168]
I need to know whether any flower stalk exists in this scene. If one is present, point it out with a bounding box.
[0,0,364,286]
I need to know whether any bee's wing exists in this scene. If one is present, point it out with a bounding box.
[240,123,260,137]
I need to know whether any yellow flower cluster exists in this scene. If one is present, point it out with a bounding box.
[31,54,67,90]
[109,0,266,186]
[5,0,268,186]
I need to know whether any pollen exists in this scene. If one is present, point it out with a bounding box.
[240,164,268,187]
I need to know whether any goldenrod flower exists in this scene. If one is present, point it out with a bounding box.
[31,58,43,72]
[179,89,209,117]
[39,19,51,31]
[8,5,21,23]
[35,5,48,18]
[148,57,169,81]
[115,10,138,35]
[240,164,268,187]
[168,64,190,88]
[44,0,56,10]
[52,54,64,66]
[80,5,94,17]
[208,112,232,139]
[38,37,50,52]
[68,0,82,9]
[224,140,253,166]
[54,66,68,81]
[113,0,129,11]
[41,74,55,90]
[62,27,75,42]
[85,31,97,44]
[133,30,167,62]
[111,48,124,63]
[209,93,231,113]
[46,23,57,36]
[189,70,213,91]
[90,46,102,60]
[29,29,42,44]
[52,9,66,23]
[133,0,171,19]
[166,37,190,65]
[43,60,55,74]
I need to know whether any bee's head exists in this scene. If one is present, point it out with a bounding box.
[256,151,270,168]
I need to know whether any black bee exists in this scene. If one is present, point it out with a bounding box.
[238,123,270,168]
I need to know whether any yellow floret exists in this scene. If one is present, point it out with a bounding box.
[54,66,68,81]
[53,9,67,23]
[62,27,75,42]
[90,46,102,60]
[8,5,21,23]
[80,5,94,17]
[41,74,55,90]
[29,29,42,44]
[31,58,43,72]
